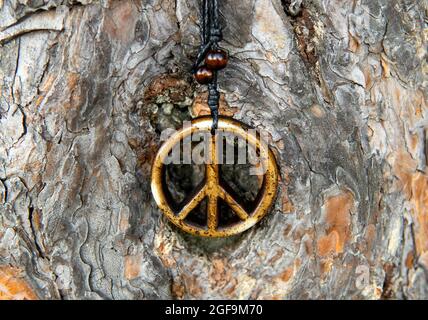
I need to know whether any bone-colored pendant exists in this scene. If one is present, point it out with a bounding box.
[151,116,279,237]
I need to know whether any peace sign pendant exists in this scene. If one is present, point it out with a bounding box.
[151,116,279,237]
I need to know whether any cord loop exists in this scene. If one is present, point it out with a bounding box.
[193,0,223,134]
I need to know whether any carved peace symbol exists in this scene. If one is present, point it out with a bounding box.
[151,116,278,237]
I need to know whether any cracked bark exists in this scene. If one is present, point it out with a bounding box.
[0,0,427,300]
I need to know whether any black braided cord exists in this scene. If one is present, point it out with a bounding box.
[193,0,222,134]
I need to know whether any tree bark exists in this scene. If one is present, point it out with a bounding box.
[0,0,427,300]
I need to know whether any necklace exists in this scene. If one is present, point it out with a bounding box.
[151,0,279,237]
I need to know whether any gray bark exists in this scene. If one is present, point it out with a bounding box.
[0,0,427,300]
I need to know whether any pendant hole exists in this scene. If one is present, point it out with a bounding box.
[164,163,205,206]
[218,198,241,228]
[183,198,208,228]
[219,137,263,213]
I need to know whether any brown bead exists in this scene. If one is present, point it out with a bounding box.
[194,66,214,84]
[205,49,228,70]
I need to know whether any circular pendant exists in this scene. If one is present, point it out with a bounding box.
[151,116,279,237]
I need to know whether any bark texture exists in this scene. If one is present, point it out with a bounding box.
[0,0,427,300]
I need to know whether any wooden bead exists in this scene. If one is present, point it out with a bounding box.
[205,49,228,70]
[194,66,214,84]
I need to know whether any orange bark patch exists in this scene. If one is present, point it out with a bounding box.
[32,209,42,232]
[35,74,57,108]
[318,231,340,257]
[317,191,354,257]
[304,238,313,255]
[103,0,139,44]
[410,173,428,255]
[171,281,185,299]
[393,151,417,198]
[276,259,300,283]
[413,90,425,118]
[405,251,415,269]
[183,274,203,297]
[124,254,142,280]
[67,72,79,89]
[281,193,294,214]
[348,34,360,52]
[283,224,292,238]
[320,259,333,275]
[0,267,38,300]
[268,249,284,265]
[363,64,373,89]
[209,258,232,289]
[380,54,390,78]
[279,169,294,214]
[40,74,56,92]
[310,104,325,118]
[154,223,177,269]
[409,133,419,153]
[63,72,82,110]
[363,223,377,255]
[35,95,45,108]
[393,151,428,256]
[225,278,238,296]
[279,266,294,283]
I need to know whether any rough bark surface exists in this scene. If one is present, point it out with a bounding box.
[0,0,427,300]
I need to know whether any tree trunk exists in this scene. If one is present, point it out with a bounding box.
[0,0,427,300]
